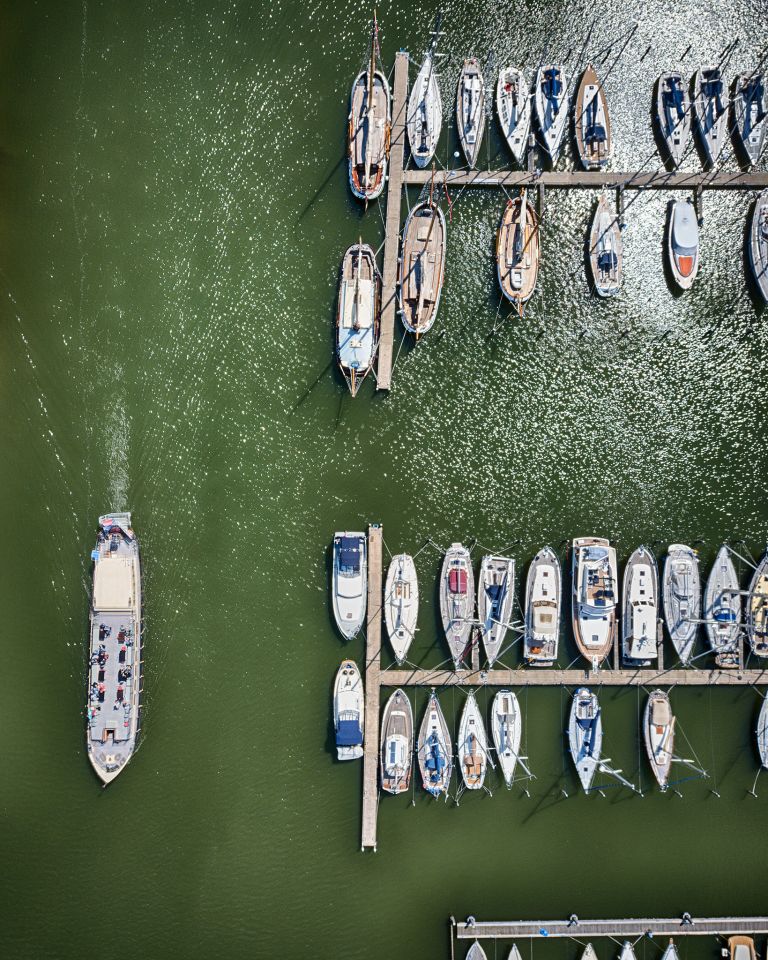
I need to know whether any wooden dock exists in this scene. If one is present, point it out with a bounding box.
[454,917,768,939]
[360,523,383,851]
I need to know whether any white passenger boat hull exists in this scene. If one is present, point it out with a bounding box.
[622,546,659,666]
[384,553,419,663]
[666,199,699,290]
[478,554,514,666]
[332,532,367,640]
[704,545,741,668]
[524,546,561,664]
[333,659,364,761]
[663,544,701,664]
[571,537,618,666]
[643,689,674,789]
[497,67,530,164]
[568,687,603,791]
[440,543,475,666]
[491,689,521,786]
[458,691,489,789]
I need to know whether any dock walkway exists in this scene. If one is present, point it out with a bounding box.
[455,917,768,939]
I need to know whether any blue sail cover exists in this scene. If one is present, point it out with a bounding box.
[425,734,445,779]
[486,583,505,617]
[338,536,361,573]
[336,718,363,746]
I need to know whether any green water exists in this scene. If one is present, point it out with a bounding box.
[1,1,768,958]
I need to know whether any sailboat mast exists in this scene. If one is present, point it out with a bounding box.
[364,12,378,194]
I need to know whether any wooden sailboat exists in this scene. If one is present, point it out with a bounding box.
[458,691,489,789]
[336,241,381,396]
[457,58,486,168]
[347,13,391,201]
[380,688,413,794]
[399,170,446,336]
[496,189,539,312]
[574,64,611,170]
[746,551,768,657]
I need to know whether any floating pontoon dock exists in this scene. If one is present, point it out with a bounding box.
[452,916,768,940]
[360,523,768,850]
[376,52,768,392]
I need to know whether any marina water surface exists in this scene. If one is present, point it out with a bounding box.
[0,1,767,958]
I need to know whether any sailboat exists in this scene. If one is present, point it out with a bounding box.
[440,543,475,666]
[730,72,767,167]
[491,689,522,787]
[497,67,530,164]
[661,941,680,960]
[747,189,768,303]
[457,58,486,168]
[574,64,611,170]
[333,659,364,761]
[417,692,452,797]
[399,180,447,336]
[568,687,603,791]
[571,537,618,666]
[581,946,598,960]
[643,689,675,790]
[384,553,419,664]
[477,554,514,666]
[666,199,699,290]
[523,546,561,665]
[336,242,381,396]
[655,72,692,168]
[535,64,569,161]
[467,943,489,960]
[407,19,442,167]
[746,551,768,657]
[347,13,392,201]
[692,65,729,166]
[662,544,701,665]
[622,546,659,666]
[458,691,489,789]
[619,943,637,960]
[588,194,622,297]
[704,545,741,668]
[380,688,413,794]
[508,946,524,960]
[756,696,768,768]
[497,190,539,310]
[728,938,757,960]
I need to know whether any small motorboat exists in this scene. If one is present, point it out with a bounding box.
[661,941,681,960]
[746,551,768,657]
[477,554,514,666]
[347,15,391,200]
[407,41,442,168]
[467,943,488,960]
[704,544,741,668]
[496,190,539,311]
[747,189,768,303]
[644,689,675,790]
[417,691,452,796]
[756,696,768,767]
[336,242,381,396]
[622,546,659,666]
[333,659,364,761]
[535,64,569,161]
[497,67,530,164]
[457,58,486,168]
[574,64,611,169]
[655,73,692,168]
[458,691,489,789]
[399,198,447,336]
[666,199,699,290]
[568,687,603,791]
[731,72,767,167]
[332,532,367,640]
[571,537,618,667]
[692,65,729,166]
[588,194,622,297]
[440,543,475,666]
[663,544,701,665]
[384,553,419,664]
[491,689,522,787]
[524,546,561,665]
[728,937,757,960]
[380,688,413,794]
[619,943,637,960]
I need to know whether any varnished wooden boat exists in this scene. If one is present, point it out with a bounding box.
[574,64,611,169]
[380,688,413,794]
[456,58,485,168]
[347,16,391,200]
[746,551,768,657]
[398,199,446,336]
[496,190,539,311]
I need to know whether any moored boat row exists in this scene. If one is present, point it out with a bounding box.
[469,939,754,960]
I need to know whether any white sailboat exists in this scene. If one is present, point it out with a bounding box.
[407,30,442,168]
[568,687,603,791]
[524,546,561,664]
[458,691,490,790]
[497,67,530,164]
[622,546,659,665]
[643,689,675,790]
[477,554,514,666]
[662,544,701,664]
[491,689,522,787]
[704,545,741,667]
[384,553,418,664]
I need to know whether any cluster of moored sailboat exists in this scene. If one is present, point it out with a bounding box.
[465,937,757,960]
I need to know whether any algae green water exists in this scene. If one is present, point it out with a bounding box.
[1,1,768,958]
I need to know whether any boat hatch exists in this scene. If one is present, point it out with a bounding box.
[341,279,374,330]
[449,569,467,594]
[338,537,361,574]
[651,699,671,725]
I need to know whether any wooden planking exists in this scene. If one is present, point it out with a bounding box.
[360,523,383,850]
[402,169,768,190]
[456,918,768,939]
[376,51,409,392]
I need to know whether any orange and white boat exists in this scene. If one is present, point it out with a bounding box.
[667,199,699,290]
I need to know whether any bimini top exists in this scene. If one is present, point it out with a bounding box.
[338,536,362,573]
[336,718,363,746]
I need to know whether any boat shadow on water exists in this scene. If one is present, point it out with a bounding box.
[743,196,767,316]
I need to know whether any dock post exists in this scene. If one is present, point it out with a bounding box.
[361,523,383,850]
[376,51,410,391]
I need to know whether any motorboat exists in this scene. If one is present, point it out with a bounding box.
[333,659,364,761]
[666,199,699,290]
[496,190,539,310]
[746,551,768,657]
[622,546,659,665]
[332,532,367,640]
[663,544,701,665]
[757,696,768,767]
[399,199,447,336]
[588,194,622,297]
[644,689,675,790]
[417,692,452,796]
[655,72,692,167]
[497,67,530,164]
[347,15,391,200]
[457,58,486,168]
[458,691,489,789]
[731,72,767,167]
[491,689,522,786]
[477,554,514,666]
[571,537,618,666]
[747,189,768,303]
[568,687,603,791]
[728,938,757,960]
[704,545,741,668]
[524,546,561,664]
[692,65,729,166]
[86,513,142,784]
[440,543,475,666]
[574,64,611,169]
[336,242,380,396]
[384,553,419,664]
[407,39,442,167]
[380,688,413,793]
[535,64,569,161]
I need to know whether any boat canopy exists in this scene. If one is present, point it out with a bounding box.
[338,536,362,573]
[665,77,686,120]
[651,697,671,725]
[449,569,467,594]
[336,718,363,746]
[702,73,724,113]
[486,582,505,614]
[426,735,446,774]
[340,278,374,330]
[543,68,562,99]
[93,557,135,612]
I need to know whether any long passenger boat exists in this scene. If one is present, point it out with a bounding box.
[86,513,142,784]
